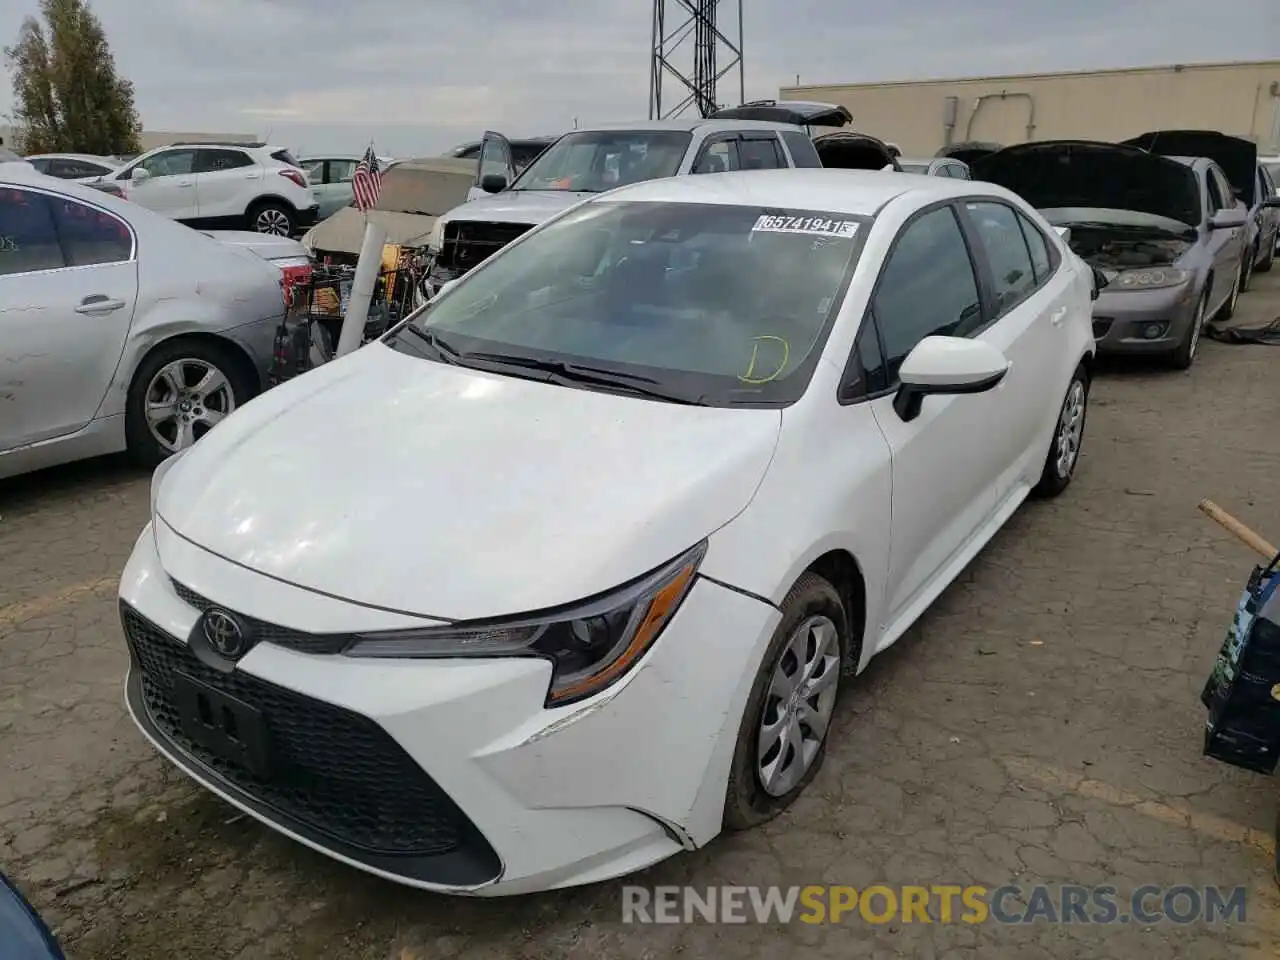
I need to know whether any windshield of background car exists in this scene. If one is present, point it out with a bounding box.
[1265,162,1280,186]
[511,131,693,193]
[899,161,930,174]
[389,201,869,406]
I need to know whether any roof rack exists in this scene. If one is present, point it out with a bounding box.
[169,141,268,149]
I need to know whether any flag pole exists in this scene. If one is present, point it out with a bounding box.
[338,142,386,357]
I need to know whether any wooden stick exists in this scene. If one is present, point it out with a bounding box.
[1198,500,1278,560]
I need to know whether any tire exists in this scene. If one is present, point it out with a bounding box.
[723,572,848,831]
[1032,364,1089,498]
[1215,263,1242,323]
[248,199,295,237]
[1257,235,1275,274]
[1169,290,1210,371]
[1240,244,1256,292]
[125,339,256,468]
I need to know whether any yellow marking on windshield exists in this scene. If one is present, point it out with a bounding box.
[738,335,790,384]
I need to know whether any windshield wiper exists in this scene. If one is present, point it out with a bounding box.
[401,325,461,364]
[460,351,704,404]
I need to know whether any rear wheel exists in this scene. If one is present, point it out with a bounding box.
[249,200,295,236]
[723,573,847,830]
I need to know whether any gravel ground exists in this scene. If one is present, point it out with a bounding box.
[2,272,1280,959]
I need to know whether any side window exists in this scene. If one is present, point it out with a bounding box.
[48,195,132,267]
[951,163,971,180]
[1213,168,1238,206]
[1206,169,1226,212]
[329,159,356,182]
[780,130,822,168]
[737,135,784,170]
[0,188,66,276]
[692,138,738,174]
[1015,210,1053,283]
[195,149,253,173]
[873,206,982,383]
[27,157,52,174]
[512,144,548,171]
[138,149,195,178]
[303,160,327,183]
[964,201,1038,314]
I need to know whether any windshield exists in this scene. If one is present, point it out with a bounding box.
[511,131,692,193]
[387,201,869,406]
[1265,161,1280,185]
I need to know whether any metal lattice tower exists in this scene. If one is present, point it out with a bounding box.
[648,0,744,119]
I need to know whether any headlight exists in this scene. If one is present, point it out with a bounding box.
[345,541,707,707]
[149,449,188,516]
[1111,267,1191,290]
[428,217,447,252]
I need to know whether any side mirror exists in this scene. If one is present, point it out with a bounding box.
[130,167,150,183]
[479,173,507,194]
[1090,265,1110,301]
[893,336,1009,422]
[1209,207,1247,229]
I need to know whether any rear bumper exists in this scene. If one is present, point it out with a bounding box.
[295,204,320,228]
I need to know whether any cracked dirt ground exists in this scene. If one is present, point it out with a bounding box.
[3,274,1280,960]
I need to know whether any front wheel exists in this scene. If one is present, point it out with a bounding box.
[125,339,255,467]
[723,573,848,831]
[1032,364,1089,498]
[1169,290,1209,371]
[1240,245,1256,292]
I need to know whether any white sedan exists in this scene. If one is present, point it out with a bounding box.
[120,169,1096,895]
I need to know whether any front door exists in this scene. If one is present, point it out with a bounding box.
[467,131,515,202]
[193,147,259,221]
[0,186,139,450]
[862,204,1003,629]
[119,148,199,220]
[1205,166,1244,312]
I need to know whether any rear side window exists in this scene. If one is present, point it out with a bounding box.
[737,136,784,170]
[49,195,132,266]
[27,157,52,174]
[271,149,300,167]
[196,149,253,173]
[781,131,822,168]
[1016,211,1053,283]
[964,201,1038,314]
[0,188,65,275]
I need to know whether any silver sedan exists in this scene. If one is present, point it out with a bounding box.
[1,166,297,479]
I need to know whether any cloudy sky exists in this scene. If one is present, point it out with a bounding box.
[2,0,1277,157]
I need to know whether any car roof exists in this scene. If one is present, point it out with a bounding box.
[597,168,985,216]
[26,152,118,163]
[578,118,804,135]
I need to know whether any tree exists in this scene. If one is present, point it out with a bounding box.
[3,0,141,155]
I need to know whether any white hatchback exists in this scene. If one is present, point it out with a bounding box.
[120,169,1096,896]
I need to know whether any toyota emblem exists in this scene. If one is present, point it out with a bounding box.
[203,609,246,659]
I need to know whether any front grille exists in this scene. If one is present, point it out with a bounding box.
[440,221,534,272]
[171,580,349,655]
[1092,317,1113,339]
[123,604,480,858]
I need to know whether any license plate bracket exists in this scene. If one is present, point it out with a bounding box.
[172,672,272,779]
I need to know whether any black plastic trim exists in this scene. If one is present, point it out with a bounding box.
[892,367,1007,422]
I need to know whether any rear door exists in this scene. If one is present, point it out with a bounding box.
[118,148,198,219]
[0,186,138,450]
[193,147,259,220]
[957,198,1077,504]
[467,131,516,202]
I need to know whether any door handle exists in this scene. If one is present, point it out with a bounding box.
[177,180,194,188]
[245,172,261,179]
[1051,307,1068,327]
[75,295,127,315]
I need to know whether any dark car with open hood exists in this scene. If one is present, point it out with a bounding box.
[0,872,65,959]
[972,139,1255,369]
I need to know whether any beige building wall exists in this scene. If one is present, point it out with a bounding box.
[781,60,1280,158]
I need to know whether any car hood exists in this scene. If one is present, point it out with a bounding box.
[156,343,782,620]
[971,140,1200,227]
[1122,130,1257,207]
[442,189,589,227]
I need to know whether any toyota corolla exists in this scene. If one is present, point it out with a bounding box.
[120,169,1095,895]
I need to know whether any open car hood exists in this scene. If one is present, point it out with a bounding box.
[936,141,1002,164]
[970,140,1200,227]
[709,100,852,128]
[1122,130,1257,207]
[814,131,901,171]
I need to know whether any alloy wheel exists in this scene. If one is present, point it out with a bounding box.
[1188,295,1206,362]
[757,615,841,797]
[255,208,291,236]
[144,359,236,453]
[1055,379,1086,478]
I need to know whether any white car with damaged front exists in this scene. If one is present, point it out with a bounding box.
[120,169,1095,896]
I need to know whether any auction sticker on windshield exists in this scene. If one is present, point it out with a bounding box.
[752,215,859,238]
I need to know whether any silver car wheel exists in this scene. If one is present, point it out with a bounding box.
[1055,378,1087,479]
[757,615,841,798]
[255,207,291,236]
[145,359,235,453]
[1229,267,1241,314]
[1187,294,1206,361]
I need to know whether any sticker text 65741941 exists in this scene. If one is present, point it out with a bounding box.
[751,215,859,238]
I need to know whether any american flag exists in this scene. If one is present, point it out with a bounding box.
[352,145,383,212]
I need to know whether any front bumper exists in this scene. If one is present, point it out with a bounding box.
[1090,284,1199,355]
[118,521,780,894]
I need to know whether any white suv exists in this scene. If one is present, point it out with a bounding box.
[111,142,319,236]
